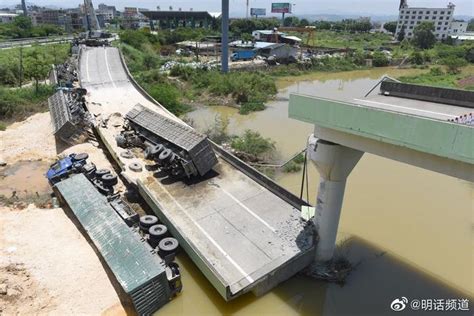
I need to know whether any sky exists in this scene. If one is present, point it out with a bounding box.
[1,0,473,16]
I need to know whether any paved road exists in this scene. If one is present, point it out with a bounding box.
[0,36,74,50]
[80,46,314,299]
[354,93,469,121]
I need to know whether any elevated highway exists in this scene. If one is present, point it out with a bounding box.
[289,83,473,262]
[79,46,315,301]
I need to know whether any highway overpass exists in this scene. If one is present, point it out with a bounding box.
[289,83,473,261]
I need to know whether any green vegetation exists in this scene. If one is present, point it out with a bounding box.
[0,16,64,40]
[118,19,474,116]
[467,19,474,32]
[306,30,392,50]
[398,65,474,90]
[0,41,70,127]
[412,22,436,50]
[283,161,302,173]
[0,85,54,125]
[231,130,275,161]
[204,115,231,145]
[282,152,305,173]
[0,43,70,86]
[119,30,278,115]
[383,21,397,34]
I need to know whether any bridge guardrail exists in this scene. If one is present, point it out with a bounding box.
[117,47,311,209]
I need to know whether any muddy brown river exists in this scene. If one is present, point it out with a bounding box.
[159,68,473,315]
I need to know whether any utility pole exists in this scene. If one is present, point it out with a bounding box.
[21,0,27,16]
[246,0,249,19]
[221,0,229,73]
[19,45,23,88]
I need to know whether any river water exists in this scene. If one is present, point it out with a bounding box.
[159,68,473,315]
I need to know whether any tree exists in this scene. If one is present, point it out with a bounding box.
[442,56,467,74]
[467,18,474,32]
[412,22,436,49]
[397,25,406,41]
[383,21,397,34]
[299,19,310,27]
[283,16,299,27]
[13,15,32,30]
[24,47,50,93]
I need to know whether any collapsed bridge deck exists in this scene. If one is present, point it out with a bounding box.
[79,46,315,300]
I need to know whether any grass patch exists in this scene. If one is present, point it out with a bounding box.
[0,85,54,126]
[305,30,392,50]
[398,65,474,89]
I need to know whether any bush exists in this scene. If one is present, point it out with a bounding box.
[283,161,302,173]
[204,114,231,144]
[189,70,277,113]
[372,51,389,67]
[0,85,54,121]
[231,130,275,159]
[410,51,424,65]
[442,56,468,74]
[146,83,190,116]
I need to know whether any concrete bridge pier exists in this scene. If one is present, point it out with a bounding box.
[307,135,363,261]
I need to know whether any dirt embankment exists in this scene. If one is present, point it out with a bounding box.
[0,113,126,315]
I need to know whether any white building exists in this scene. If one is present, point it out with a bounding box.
[395,1,457,40]
[449,21,468,35]
[0,12,17,24]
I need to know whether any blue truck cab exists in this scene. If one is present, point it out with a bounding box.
[46,153,89,184]
[231,49,257,62]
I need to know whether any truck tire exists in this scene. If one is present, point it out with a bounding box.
[101,173,118,186]
[95,168,111,178]
[139,215,158,233]
[149,224,168,241]
[116,135,127,148]
[72,162,83,172]
[158,237,179,257]
[158,148,172,163]
[73,153,89,162]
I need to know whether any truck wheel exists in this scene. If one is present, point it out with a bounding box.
[72,162,83,172]
[95,168,111,178]
[139,215,159,233]
[158,148,172,162]
[159,237,179,256]
[101,173,118,186]
[149,224,168,241]
[116,135,127,148]
[73,153,89,162]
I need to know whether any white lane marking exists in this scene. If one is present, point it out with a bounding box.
[104,48,117,88]
[85,49,91,82]
[153,180,255,284]
[219,188,277,233]
[354,98,456,118]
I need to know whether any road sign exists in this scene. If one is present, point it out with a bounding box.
[250,8,266,16]
[271,3,292,13]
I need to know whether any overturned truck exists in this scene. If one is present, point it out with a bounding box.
[117,104,218,179]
